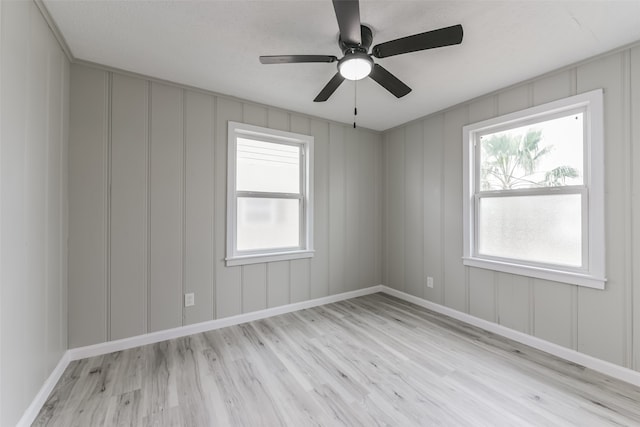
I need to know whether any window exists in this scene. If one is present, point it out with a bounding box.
[227,121,313,266]
[463,89,605,289]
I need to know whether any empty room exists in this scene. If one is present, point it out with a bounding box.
[2,0,640,425]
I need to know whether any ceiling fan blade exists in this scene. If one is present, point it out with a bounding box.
[372,24,463,59]
[314,73,345,102]
[259,55,338,64]
[369,64,411,98]
[332,0,361,46]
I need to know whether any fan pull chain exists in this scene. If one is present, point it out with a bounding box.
[353,80,358,128]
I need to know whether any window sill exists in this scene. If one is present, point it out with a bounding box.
[462,257,606,289]
[226,250,314,267]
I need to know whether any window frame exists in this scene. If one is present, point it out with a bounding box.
[226,121,314,267]
[462,89,605,289]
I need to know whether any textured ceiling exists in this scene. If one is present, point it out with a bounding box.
[44,0,640,131]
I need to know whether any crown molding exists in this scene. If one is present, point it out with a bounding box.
[33,0,74,62]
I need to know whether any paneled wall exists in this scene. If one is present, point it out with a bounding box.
[0,1,70,425]
[68,64,382,347]
[382,43,640,372]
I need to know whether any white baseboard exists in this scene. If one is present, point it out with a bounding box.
[17,350,71,427]
[68,285,384,361]
[379,285,640,388]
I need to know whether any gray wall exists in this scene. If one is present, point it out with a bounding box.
[0,1,70,425]
[382,43,640,372]
[68,64,382,347]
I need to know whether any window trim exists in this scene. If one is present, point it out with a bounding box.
[226,121,314,267]
[462,89,605,289]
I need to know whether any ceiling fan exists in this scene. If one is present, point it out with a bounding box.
[259,0,463,102]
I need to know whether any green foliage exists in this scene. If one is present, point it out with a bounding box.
[544,166,579,187]
[480,129,579,190]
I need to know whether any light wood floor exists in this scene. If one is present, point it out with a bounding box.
[34,293,640,426]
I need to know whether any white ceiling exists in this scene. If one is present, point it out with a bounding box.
[44,0,640,131]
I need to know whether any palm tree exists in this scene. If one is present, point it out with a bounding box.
[480,129,578,191]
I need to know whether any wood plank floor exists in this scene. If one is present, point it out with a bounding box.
[34,293,640,426]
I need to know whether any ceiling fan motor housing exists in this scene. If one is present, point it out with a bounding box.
[339,25,373,54]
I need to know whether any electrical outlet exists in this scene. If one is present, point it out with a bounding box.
[185,293,195,307]
[426,276,434,288]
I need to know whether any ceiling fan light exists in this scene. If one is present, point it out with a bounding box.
[338,55,373,80]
